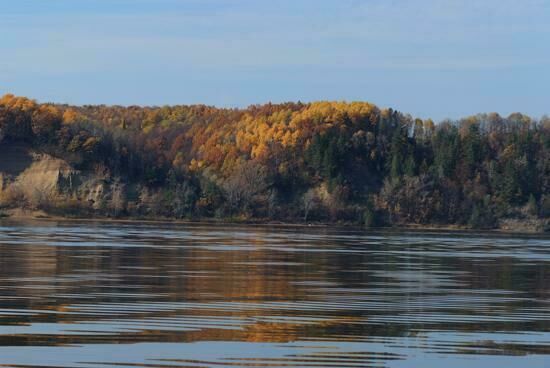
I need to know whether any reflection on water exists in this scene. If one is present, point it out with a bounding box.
[0,220,549,367]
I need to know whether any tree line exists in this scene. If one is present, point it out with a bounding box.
[0,94,548,229]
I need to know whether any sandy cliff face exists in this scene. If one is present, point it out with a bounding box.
[0,142,119,215]
[0,142,78,199]
[18,153,77,194]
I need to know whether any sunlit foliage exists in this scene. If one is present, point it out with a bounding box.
[0,94,548,229]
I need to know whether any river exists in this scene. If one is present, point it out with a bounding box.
[0,221,548,367]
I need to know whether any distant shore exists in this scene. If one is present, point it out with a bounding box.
[1,96,548,239]
[1,208,547,235]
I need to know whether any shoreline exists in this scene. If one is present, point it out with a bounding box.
[1,208,548,236]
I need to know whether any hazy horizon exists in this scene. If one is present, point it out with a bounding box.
[1,0,549,121]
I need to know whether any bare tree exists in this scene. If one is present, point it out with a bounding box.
[266,188,278,218]
[302,188,318,222]
[172,182,197,219]
[222,161,268,215]
[110,181,126,217]
[138,186,150,215]
[28,187,55,210]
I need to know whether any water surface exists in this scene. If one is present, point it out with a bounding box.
[0,221,549,367]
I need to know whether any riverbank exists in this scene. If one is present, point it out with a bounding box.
[1,208,548,235]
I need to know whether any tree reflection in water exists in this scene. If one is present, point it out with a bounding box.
[0,221,549,367]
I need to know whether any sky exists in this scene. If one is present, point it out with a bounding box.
[0,0,549,121]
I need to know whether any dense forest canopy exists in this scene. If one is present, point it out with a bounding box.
[0,94,548,230]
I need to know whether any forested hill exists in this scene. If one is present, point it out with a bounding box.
[0,94,548,231]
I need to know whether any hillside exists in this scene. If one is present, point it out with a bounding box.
[0,94,548,231]
[0,143,33,176]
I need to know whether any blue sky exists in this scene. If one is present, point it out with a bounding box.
[1,0,549,121]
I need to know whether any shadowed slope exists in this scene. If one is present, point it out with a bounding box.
[0,142,33,176]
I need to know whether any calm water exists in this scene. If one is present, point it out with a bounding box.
[0,221,549,368]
